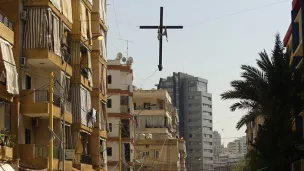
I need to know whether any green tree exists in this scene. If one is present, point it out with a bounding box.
[221,34,304,170]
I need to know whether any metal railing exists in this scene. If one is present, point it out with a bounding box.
[81,66,89,79]
[35,145,60,159]
[0,12,13,30]
[65,101,72,114]
[34,90,63,108]
[80,154,92,165]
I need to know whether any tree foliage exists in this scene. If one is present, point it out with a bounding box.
[221,34,304,170]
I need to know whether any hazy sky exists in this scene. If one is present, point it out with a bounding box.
[106,0,291,145]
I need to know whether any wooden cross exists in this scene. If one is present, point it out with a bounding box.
[140,7,183,71]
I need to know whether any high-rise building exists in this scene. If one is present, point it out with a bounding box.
[227,136,247,156]
[158,72,213,171]
[0,0,108,170]
[213,131,223,162]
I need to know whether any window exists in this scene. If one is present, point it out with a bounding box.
[25,129,31,144]
[144,103,151,109]
[142,151,149,157]
[133,103,136,110]
[109,123,112,132]
[203,111,212,116]
[153,151,159,159]
[203,96,212,101]
[107,147,112,156]
[203,104,212,108]
[188,87,196,92]
[25,75,31,89]
[107,99,112,108]
[107,75,112,84]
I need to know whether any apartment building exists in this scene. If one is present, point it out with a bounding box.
[133,90,181,171]
[0,6,18,171]
[0,0,108,170]
[179,138,187,171]
[213,131,223,162]
[158,72,213,171]
[107,54,135,171]
[227,136,247,156]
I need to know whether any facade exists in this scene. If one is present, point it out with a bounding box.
[213,131,223,162]
[227,136,247,156]
[214,152,243,171]
[0,0,108,170]
[179,139,187,171]
[158,72,213,171]
[0,6,18,171]
[133,90,180,171]
[246,116,264,151]
[107,55,135,171]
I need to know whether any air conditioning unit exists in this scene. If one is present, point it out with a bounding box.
[21,57,27,67]
[21,11,27,21]
[32,118,39,128]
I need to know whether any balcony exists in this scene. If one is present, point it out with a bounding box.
[19,144,73,170]
[0,83,13,102]
[23,0,73,29]
[25,49,73,77]
[20,89,72,124]
[0,12,13,44]
[0,146,12,160]
[81,154,92,165]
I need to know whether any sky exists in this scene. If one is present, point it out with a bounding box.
[106,0,291,146]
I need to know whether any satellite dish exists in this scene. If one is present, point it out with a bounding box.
[127,57,133,65]
[116,52,123,60]
[122,57,127,62]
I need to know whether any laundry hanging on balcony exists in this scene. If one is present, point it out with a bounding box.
[0,38,19,95]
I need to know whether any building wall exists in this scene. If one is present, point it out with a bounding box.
[158,72,213,171]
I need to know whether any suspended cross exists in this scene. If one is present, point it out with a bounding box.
[140,7,183,71]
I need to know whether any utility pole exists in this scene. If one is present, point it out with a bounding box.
[139,7,183,71]
[49,72,54,171]
[119,121,122,171]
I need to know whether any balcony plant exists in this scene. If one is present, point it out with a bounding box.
[0,128,16,148]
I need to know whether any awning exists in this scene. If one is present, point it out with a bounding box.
[0,37,19,95]
[0,164,15,171]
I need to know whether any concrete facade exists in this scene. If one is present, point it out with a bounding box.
[0,0,109,170]
[158,72,213,171]
[107,57,135,171]
[213,131,223,162]
[227,136,247,156]
[133,90,181,171]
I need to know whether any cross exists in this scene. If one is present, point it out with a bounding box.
[140,7,183,71]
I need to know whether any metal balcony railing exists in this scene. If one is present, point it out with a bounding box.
[34,90,62,108]
[0,12,13,30]
[80,154,92,165]
[35,145,60,159]
[65,101,72,114]
[81,66,89,79]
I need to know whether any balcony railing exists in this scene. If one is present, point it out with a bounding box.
[80,154,92,165]
[81,66,89,79]
[0,12,13,30]
[35,90,61,108]
[65,101,72,114]
[35,145,60,159]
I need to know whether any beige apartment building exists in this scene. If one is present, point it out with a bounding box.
[107,54,135,171]
[0,0,108,170]
[133,89,184,171]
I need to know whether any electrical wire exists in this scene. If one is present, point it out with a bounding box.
[0,58,49,80]
[111,0,122,44]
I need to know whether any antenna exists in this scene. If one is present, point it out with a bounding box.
[118,38,133,58]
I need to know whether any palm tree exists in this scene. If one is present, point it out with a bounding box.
[221,34,304,170]
[221,33,299,130]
